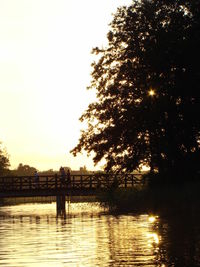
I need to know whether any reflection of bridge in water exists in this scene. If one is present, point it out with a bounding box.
[0,173,141,213]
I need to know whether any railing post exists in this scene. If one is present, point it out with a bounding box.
[90,176,92,189]
[29,177,32,190]
[20,177,22,190]
[38,175,40,189]
[97,175,101,189]
[10,177,13,190]
[46,176,48,189]
[80,175,83,189]
[55,174,58,190]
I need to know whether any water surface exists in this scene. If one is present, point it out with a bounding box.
[0,202,200,266]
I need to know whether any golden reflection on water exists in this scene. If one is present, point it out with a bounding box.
[147,232,160,245]
[1,202,196,266]
[148,215,157,223]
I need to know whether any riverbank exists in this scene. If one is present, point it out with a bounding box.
[97,181,200,216]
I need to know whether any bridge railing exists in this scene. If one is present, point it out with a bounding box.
[0,173,142,192]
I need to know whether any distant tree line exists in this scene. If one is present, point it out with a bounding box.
[5,164,95,176]
[0,145,97,176]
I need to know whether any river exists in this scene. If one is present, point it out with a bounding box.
[0,202,200,266]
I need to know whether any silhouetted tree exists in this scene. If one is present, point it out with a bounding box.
[12,163,37,176]
[72,1,200,180]
[0,142,10,175]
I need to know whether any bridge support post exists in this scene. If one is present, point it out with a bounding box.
[56,195,66,215]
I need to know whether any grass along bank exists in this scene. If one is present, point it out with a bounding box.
[97,180,200,215]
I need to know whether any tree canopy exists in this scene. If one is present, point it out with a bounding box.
[72,0,200,179]
[11,163,37,176]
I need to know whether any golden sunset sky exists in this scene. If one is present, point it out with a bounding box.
[0,0,131,171]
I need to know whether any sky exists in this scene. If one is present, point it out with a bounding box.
[0,0,132,171]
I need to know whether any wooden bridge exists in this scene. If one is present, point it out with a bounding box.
[0,173,141,213]
[0,173,142,198]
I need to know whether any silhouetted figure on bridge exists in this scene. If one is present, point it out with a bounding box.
[60,167,66,188]
[67,169,71,187]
